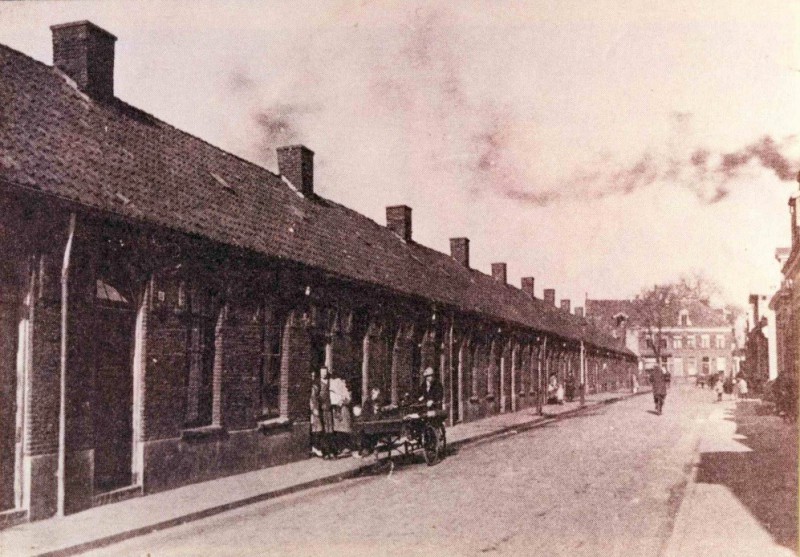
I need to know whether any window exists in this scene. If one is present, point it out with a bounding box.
[659,337,667,349]
[679,310,689,327]
[259,307,285,420]
[686,357,697,376]
[673,357,684,376]
[686,335,696,349]
[672,336,683,349]
[701,357,710,375]
[701,335,710,349]
[184,283,217,428]
[716,357,727,373]
[715,335,725,349]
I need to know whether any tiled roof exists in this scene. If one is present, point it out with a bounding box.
[0,43,629,355]
[587,298,729,330]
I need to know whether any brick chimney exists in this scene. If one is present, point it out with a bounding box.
[543,289,556,306]
[521,277,535,299]
[749,294,760,325]
[51,21,117,102]
[450,238,470,268]
[386,205,412,241]
[277,145,314,197]
[561,299,571,313]
[575,307,584,318]
[491,263,507,285]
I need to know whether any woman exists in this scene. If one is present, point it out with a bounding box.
[310,369,324,457]
[736,376,748,400]
[329,372,354,457]
[547,374,564,405]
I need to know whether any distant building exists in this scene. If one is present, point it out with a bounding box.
[586,297,735,380]
[743,295,770,393]
[769,180,800,387]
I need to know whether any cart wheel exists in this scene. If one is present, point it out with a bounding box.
[423,424,441,466]
[437,425,447,460]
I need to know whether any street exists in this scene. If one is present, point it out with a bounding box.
[78,385,797,557]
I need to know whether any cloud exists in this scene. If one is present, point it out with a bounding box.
[224,6,799,210]
[499,134,799,207]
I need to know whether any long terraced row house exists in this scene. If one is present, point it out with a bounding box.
[0,21,635,526]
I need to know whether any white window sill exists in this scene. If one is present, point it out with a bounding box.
[257,417,293,433]
[181,424,226,442]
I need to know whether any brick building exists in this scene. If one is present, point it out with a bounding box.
[0,22,634,525]
[769,181,800,388]
[586,297,735,382]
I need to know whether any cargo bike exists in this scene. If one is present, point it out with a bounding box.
[353,403,447,467]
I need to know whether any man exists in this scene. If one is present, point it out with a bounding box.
[419,367,444,408]
[649,366,667,415]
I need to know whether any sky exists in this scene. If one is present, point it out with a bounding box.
[1,0,798,309]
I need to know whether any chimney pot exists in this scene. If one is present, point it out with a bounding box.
[561,299,571,313]
[450,238,470,267]
[521,277,535,298]
[543,289,556,307]
[386,205,412,241]
[491,263,507,285]
[575,306,584,318]
[277,145,314,197]
[51,21,117,101]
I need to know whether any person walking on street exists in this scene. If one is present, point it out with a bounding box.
[713,371,724,402]
[649,366,667,415]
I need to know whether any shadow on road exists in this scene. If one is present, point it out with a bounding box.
[695,402,798,552]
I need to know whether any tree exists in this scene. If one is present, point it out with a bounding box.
[637,284,677,370]
[674,271,722,302]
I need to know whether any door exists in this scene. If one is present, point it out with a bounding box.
[0,295,18,510]
[93,280,136,493]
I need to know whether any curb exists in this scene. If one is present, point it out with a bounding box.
[660,433,703,557]
[34,392,643,557]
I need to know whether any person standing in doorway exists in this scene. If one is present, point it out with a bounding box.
[649,366,667,415]
[317,366,336,459]
[310,369,324,458]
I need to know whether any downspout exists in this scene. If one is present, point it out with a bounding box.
[539,336,547,414]
[448,315,454,423]
[579,341,586,406]
[57,212,76,517]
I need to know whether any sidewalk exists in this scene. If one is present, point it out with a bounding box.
[0,389,645,557]
[664,399,798,557]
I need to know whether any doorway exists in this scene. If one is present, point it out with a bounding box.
[93,278,136,493]
[451,343,461,423]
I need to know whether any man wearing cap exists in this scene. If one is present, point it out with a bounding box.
[419,367,444,408]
